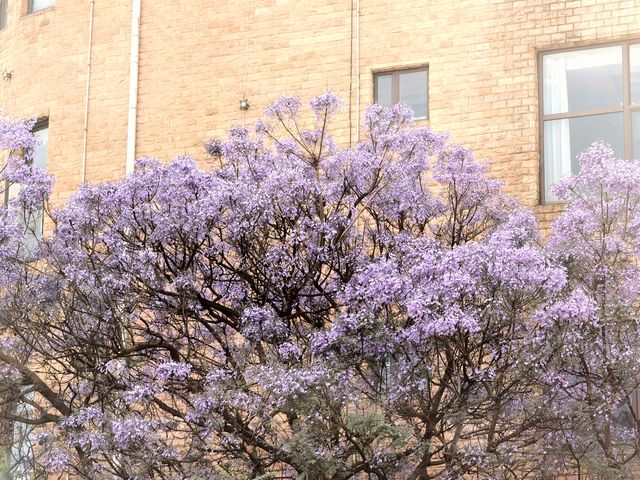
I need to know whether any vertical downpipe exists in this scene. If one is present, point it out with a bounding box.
[126,0,141,175]
[355,0,360,141]
[81,0,95,184]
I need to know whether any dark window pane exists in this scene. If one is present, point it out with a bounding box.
[375,74,392,107]
[399,70,428,119]
[631,44,640,106]
[544,112,624,201]
[543,46,622,115]
[0,0,7,29]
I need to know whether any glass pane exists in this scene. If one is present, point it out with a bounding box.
[33,126,48,170]
[544,112,623,201]
[0,0,7,30]
[631,44,640,106]
[375,74,392,107]
[633,111,640,159]
[20,125,47,249]
[31,0,54,13]
[10,392,36,480]
[543,46,622,115]
[399,70,428,119]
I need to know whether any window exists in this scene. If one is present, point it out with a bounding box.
[0,0,7,29]
[28,0,54,14]
[374,67,428,120]
[4,120,48,249]
[27,121,47,246]
[541,42,640,202]
[32,121,48,172]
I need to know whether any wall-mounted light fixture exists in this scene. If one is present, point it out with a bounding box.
[2,70,12,80]
[239,98,249,111]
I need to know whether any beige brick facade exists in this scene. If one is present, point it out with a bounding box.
[0,0,639,224]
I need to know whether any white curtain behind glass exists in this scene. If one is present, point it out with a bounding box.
[542,47,622,200]
[543,56,569,200]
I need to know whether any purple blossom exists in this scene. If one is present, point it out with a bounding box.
[112,416,157,450]
[0,114,38,151]
[265,95,301,119]
[123,384,158,404]
[204,138,223,158]
[277,342,301,360]
[155,361,192,381]
[62,407,104,429]
[41,449,72,473]
[309,91,342,119]
[240,305,287,342]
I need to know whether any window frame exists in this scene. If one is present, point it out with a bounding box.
[539,40,640,204]
[373,66,429,120]
[0,0,7,29]
[27,0,55,14]
[3,117,48,251]
[27,118,48,243]
[30,117,49,165]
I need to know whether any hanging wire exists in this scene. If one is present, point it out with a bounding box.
[349,0,354,147]
[242,0,251,124]
[7,0,18,113]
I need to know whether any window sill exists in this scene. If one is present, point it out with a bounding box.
[25,6,55,16]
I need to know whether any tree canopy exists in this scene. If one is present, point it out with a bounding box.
[1,95,639,479]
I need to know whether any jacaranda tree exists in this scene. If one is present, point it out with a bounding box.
[0,94,639,479]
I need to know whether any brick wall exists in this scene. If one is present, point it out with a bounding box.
[1,0,639,224]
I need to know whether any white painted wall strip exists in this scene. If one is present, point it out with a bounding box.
[81,0,95,184]
[355,0,360,142]
[126,0,141,175]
